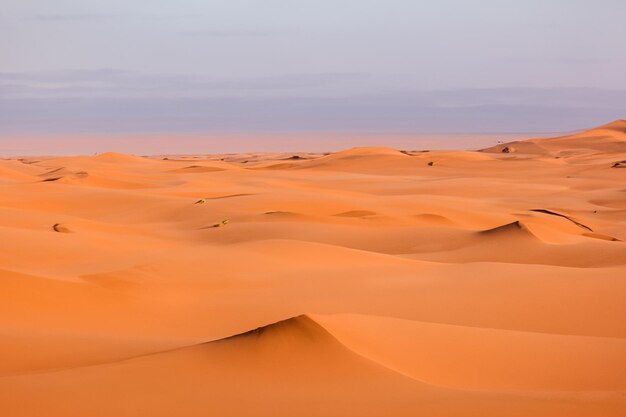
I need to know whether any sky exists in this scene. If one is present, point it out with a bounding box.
[1,0,625,149]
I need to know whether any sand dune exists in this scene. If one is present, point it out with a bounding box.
[482,119,626,155]
[1,315,624,417]
[0,121,625,415]
[479,220,536,237]
[316,313,626,391]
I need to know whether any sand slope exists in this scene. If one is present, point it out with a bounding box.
[1,315,624,417]
[0,122,625,415]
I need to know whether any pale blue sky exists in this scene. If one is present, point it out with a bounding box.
[0,0,625,135]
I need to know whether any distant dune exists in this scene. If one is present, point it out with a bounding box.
[0,121,625,416]
[481,119,626,155]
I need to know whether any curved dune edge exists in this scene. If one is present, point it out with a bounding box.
[480,119,626,155]
[169,165,228,173]
[1,314,625,417]
[51,223,71,233]
[313,313,626,391]
[91,152,156,164]
[333,210,378,218]
[7,313,626,393]
[2,315,415,378]
[478,220,537,239]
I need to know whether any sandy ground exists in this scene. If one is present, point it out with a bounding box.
[0,120,625,416]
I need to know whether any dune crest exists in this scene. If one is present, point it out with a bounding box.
[481,119,626,155]
[583,119,626,135]
[91,152,152,163]
[479,220,536,238]
[334,210,377,218]
[217,314,338,346]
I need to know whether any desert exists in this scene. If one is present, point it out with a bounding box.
[0,121,625,416]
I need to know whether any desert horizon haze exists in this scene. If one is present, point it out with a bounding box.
[2,0,626,138]
[1,1,625,416]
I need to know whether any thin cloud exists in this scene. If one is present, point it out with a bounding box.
[558,57,604,65]
[0,70,370,99]
[28,13,116,22]
[0,69,130,82]
[502,57,606,65]
[180,29,274,38]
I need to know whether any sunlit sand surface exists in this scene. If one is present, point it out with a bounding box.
[0,121,625,416]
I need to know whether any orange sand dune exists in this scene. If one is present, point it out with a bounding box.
[482,119,626,155]
[316,313,626,391]
[0,121,625,416]
[1,315,624,417]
